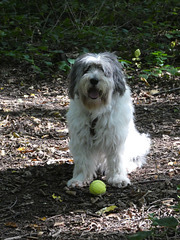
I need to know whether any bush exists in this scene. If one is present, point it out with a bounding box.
[0,0,179,76]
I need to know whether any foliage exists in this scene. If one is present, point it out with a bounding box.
[0,0,179,77]
[173,184,180,212]
[128,216,179,240]
[135,49,180,82]
[128,185,180,240]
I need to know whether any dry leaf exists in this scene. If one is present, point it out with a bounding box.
[52,193,63,202]
[0,149,5,156]
[41,135,49,139]
[54,221,64,227]
[68,159,74,163]
[3,108,11,112]
[13,132,20,138]
[141,77,150,86]
[17,147,26,152]
[96,205,118,216]
[39,217,47,221]
[149,89,159,95]
[168,161,177,166]
[59,147,69,151]
[28,223,40,229]
[17,147,34,153]
[5,222,17,228]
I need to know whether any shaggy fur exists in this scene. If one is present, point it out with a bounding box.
[66,52,150,188]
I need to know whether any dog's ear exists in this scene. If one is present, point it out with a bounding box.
[68,56,83,99]
[68,66,77,99]
[112,60,126,95]
[69,53,92,99]
[101,53,126,95]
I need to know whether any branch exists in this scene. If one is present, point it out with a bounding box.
[151,87,180,96]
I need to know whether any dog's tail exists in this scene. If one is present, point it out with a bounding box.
[124,123,151,173]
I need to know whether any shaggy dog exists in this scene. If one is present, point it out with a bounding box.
[66,52,150,188]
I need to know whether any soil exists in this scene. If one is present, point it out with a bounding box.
[0,63,179,240]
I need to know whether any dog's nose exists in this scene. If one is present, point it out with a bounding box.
[90,78,98,85]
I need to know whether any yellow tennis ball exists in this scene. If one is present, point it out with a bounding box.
[89,180,106,195]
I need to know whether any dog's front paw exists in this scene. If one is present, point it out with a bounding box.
[107,175,131,188]
[67,172,87,188]
[67,178,84,188]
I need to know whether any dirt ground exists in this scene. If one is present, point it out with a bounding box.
[0,63,179,240]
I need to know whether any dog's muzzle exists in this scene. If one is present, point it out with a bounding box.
[88,87,100,99]
[88,78,102,99]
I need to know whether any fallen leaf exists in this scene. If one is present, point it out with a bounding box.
[168,161,177,166]
[68,159,74,163]
[149,89,159,95]
[28,223,40,229]
[17,147,26,152]
[3,108,11,112]
[39,217,47,221]
[54,221,64,227]
[5,222,17,228]
[52,193,63,202]
[96,205,118,216]
[17,147,34,153]
[141,77,150,86]
[59,147,69,151]
[41,135,49,139]
[13,132,20,138]
[0,149,5,156]
[31,158,39,161]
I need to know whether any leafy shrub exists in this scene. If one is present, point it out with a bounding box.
[127,185,180,240]
[0,0,179,76]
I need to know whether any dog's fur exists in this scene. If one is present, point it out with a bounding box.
[66,52,150,188]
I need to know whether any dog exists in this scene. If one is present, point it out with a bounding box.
[66,52,150,188]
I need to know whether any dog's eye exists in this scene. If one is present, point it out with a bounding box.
[97,65,104,72]
[84,66,91,74]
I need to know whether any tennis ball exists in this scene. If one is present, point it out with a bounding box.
[89,180,106,195]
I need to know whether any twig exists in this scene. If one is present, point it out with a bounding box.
[9,197,18,210]
[151,87,180,96]
[0,197,17,212]
[134,179,166,184]
[51,229,61,238]
[4,235,28,240]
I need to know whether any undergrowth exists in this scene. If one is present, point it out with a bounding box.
[0,0,179,80]
[128,184,180,240]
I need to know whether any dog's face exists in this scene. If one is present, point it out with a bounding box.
[69,52,126,110]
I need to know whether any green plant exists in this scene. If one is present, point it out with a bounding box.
[128,216,179,240]
[58,58,75,72]
[146,51,169,67]
[127,185,180,240]
[173,184,180,212]
[139,65,179,82]
[0,0,179,77]
[132,49,142,69]
[137,47,180,82]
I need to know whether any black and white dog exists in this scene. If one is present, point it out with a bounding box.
[66,52,150,188]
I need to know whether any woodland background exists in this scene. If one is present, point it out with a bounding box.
[0,0,179,78]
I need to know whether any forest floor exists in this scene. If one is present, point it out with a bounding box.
[0,63,179,240]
